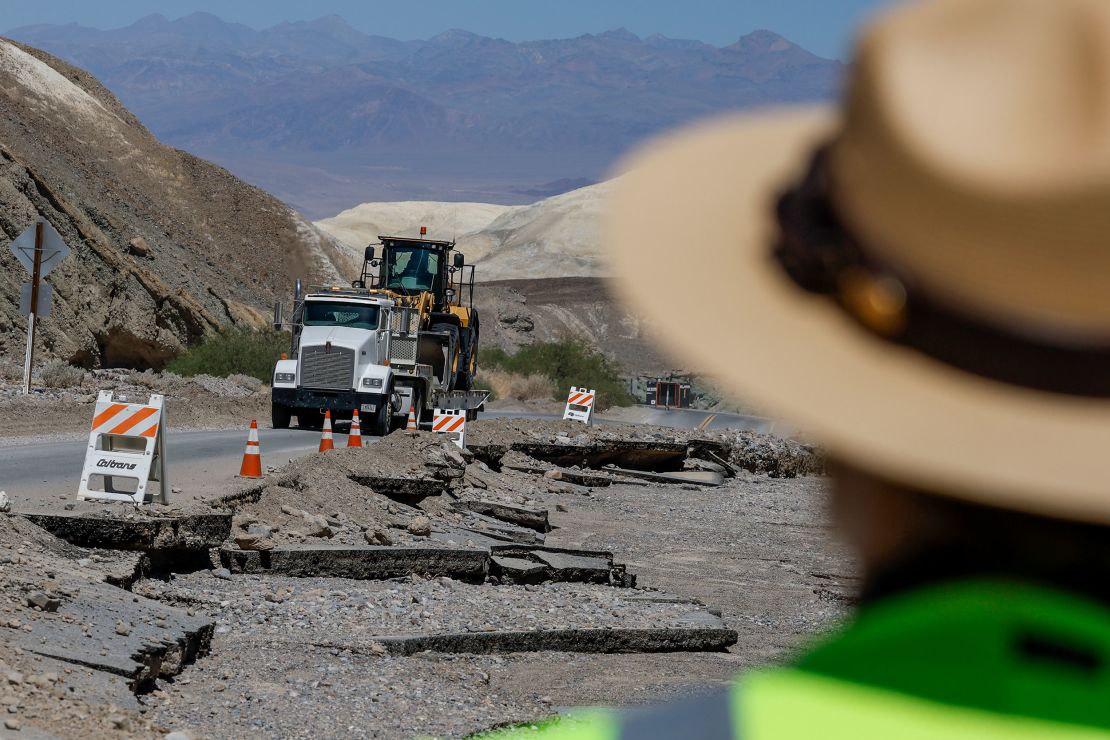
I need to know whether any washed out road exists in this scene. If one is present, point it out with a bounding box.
[0,408,771,508]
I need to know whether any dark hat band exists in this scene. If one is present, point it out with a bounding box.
[773,146,1110,398]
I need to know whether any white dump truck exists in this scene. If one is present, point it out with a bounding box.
[271,234,488,435]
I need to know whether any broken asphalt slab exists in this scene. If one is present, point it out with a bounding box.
[215,540,637,588]
[372,623,738,656]
[491,545,635,587]
[5,587,213,691]
[219,544,491,581]
[603,466,725,487]
[450,500,550,532]
[18,510,231,552]
[470,439,690,472]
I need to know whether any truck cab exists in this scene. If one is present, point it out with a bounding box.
[271,289,398,434]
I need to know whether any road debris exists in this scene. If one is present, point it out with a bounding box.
[0,416,833,737]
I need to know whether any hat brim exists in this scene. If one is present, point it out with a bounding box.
[606,107,1110,524]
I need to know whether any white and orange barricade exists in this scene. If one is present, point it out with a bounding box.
[238,420,263,478]
[78,391,168,504]
[432,408,466,449]
[562,386,596,424]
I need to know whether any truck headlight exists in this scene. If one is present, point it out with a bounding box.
[275,372,296,383]
[362,377,384,389]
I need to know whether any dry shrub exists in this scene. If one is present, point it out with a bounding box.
[40,360,85,388]
[480,369,553,402]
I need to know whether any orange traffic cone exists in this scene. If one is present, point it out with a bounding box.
[348,409,363,448]
[238,420,263,478]
[319,410,334,452]
[406,409,418,431]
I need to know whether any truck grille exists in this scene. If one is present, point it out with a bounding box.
[391,336,418,364]
[300,345,355,390]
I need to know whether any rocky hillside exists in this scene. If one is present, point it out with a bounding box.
[316,180,612,281]
[478,278,674,377]
[0,39,351,369]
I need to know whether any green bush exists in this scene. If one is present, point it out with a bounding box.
[167,327,290,383]
[479,337,634,410]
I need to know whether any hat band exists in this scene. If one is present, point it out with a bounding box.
[773,146,1110,398]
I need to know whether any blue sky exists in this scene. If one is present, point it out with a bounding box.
[5,1,900,59]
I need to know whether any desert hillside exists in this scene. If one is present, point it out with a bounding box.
[0,39,351,369]
[316,180,613,281]
[478,277,674,377]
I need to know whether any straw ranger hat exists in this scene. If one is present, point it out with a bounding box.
[606,0,1110,524]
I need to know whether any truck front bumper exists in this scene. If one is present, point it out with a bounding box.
[272,387,387,418]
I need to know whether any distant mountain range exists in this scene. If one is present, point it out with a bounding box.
[6,14,843,217]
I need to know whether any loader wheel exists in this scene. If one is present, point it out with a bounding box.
[454,323,478,391]
[430,322,461,391]
[272,403,291,430]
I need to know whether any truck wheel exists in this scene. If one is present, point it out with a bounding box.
[272,404,292,430]
[298,410,322,429]
[371,388,394,437]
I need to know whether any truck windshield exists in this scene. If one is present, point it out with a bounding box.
[384,246,440,292]
[303,302,380,330]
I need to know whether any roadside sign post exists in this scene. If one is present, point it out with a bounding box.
[10,219,70,394]
[22,222,43,396]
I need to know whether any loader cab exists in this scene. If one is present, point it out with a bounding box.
[381,239,445,296]
[359,233,473,311]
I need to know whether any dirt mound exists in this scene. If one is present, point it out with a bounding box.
[0,39,351,369]
[221,434,480,549]
[716,430,825,478]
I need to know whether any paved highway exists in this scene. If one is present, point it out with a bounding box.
[0,408,773,509]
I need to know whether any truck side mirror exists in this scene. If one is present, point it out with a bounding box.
[273,301,284,330]
[453,252,465,269]
[365,246,375,262]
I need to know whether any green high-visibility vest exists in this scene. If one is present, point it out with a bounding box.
[495,581,1110,739]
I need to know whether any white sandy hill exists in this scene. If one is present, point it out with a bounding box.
[315,180,614,281]
[0,40,120,129]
